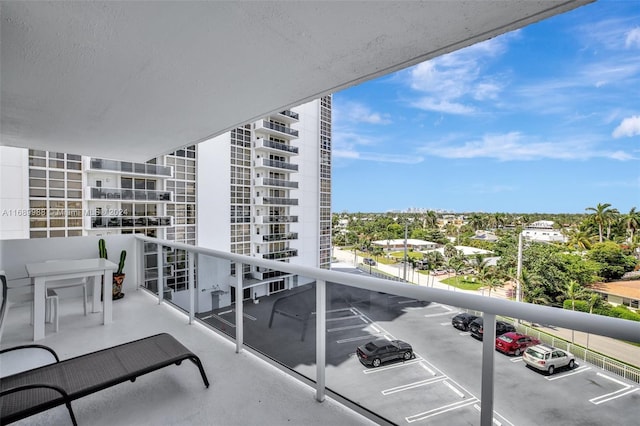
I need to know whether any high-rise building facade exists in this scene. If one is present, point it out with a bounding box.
[198,96,332,303]
[0,96,331,309]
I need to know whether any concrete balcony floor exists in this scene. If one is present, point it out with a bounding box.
[1,289,374,426]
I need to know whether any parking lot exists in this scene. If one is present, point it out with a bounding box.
[205,280,640,425]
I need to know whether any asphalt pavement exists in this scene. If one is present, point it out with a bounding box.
[332,247,640,369]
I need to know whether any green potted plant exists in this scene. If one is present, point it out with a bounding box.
[98,238,126,300]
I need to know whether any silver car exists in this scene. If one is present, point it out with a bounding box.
[522,344,576,375]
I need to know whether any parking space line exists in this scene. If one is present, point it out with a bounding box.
[472,405,511,426]
[326,314,362,322]
[328,324,370,332]
[336,334,386,344]
[545,365,591,381]
[382,376,446,395]
[589,373,636,405]
[420,361,436,376]
[443,380,465,398]
[363,357,425,374]
[215,309,256,321]
[458,331,470,336]
[590,387,638,405]
[210,313,235,328]
[370,325,380,333]
[424,311,456,318]
[596,372,630,387]
[509,357,523,363]
[440,322,451,326]
[406,399,479,423]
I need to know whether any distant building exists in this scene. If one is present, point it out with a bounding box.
[522,220,566,243]
[590,281,640,310]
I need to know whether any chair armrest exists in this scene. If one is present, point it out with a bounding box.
[0,345,60,378]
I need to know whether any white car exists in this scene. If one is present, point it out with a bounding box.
[522,344,575,375]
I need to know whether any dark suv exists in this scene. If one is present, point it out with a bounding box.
[451,312,479,331]
[469,317,516,340]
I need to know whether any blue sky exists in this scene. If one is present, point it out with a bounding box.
[331,1,640,215]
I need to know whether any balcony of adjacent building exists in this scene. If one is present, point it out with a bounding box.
[254,215,299,225]
[254,177,299,189]
[87,187,172,202]
[254,232,298,244]
[255,158,299,172]
[87,158,173,178]
[88,215,172,230]
[262,248,298,260]
[254,196,298,206]
[275,110,300,123]
[254,138,299,155]
[254,120,299,139]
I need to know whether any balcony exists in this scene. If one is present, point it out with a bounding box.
[88,187,172,202]
[262,249,298,260]
[254,177,299,189]
[254,215,298,224]
[261,232,298,242]
[88,158,172,177]
[255,197,298,206]
[256,158,299,172]
[276,110,299,122]
[1,235,639,426]
[89,216,172,229]
[254,138,299,155]
[254,120,299,138]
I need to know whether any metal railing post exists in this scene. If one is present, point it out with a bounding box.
[188,250,195,324]
[316,279,326,402]
[157,243,164,304]
[235,262,243,353]
[480,313,496,426]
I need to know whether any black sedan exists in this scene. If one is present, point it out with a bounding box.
[451,312,479,331]
[356,339,413,367]
[469,317,516,340]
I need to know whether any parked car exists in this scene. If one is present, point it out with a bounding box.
[363,258,376,266]
[495,332,540,356]
[522,344,576,375]
[356,339,413,367]
[451,312,479,331]
[468,317,516,340]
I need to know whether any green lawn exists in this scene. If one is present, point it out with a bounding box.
[441,276,484,291]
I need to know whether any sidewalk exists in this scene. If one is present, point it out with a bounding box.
[332,248,640,368]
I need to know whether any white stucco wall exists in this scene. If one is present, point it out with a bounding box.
[0,147,30,240]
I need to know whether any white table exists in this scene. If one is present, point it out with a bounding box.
[25,258,118,341]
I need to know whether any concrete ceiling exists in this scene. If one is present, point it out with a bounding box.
[1,1,592,162]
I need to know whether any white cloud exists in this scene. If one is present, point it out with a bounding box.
[625,27,640,48]
[612,115,640,138]
[334,101,391,125]
[406,36,510,114]
[419,132,636,161]
[333,149,423,164]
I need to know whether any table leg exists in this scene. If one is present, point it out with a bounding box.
[103,269,113,324]
[33,277,45,341]
[91,274,100,312]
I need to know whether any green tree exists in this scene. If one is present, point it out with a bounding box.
[585,203,618,243]
[625,207,640,244]
[586,241,638,281]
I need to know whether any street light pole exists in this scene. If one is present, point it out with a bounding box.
[403,222,408,281]
[516,232,523,303]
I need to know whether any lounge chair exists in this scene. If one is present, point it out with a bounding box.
[0,273,210,425]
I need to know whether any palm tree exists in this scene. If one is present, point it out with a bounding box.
[563,227,593,251]
[485,276,504,298]
[625,207,640,244]
[585,203,618,243]
[468,214,485,232]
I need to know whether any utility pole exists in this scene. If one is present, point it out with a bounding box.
[516,232,523,303]
[403,221,408,281]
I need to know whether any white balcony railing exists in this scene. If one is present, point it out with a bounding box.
[2,234,639,426]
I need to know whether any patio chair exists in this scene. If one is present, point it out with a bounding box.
[0,272,210,426]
